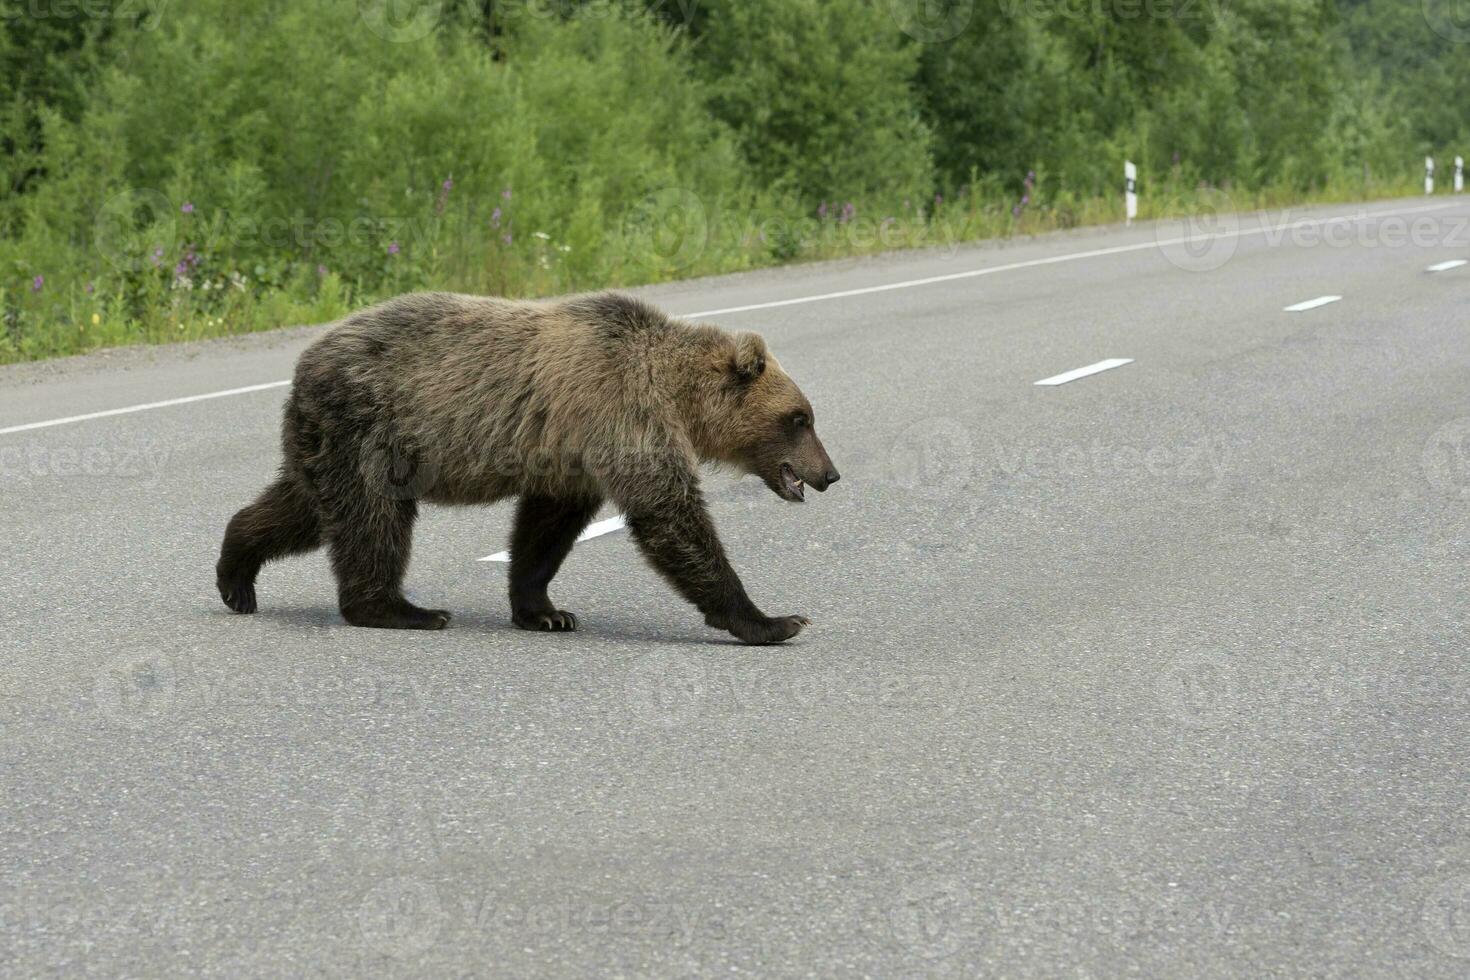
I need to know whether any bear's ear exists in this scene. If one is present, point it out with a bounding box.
[730,332,767,383]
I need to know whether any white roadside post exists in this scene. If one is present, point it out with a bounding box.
[1125,161,1138,226]
[1456,156,1464,193]
[1426,156,1435,195]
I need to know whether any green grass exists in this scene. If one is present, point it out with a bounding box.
[0,171,1425,365]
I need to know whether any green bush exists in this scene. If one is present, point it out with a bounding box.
[0,0,751,358]
[0,0,1458,362]
[689,0,934,206]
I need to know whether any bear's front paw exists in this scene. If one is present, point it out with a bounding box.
[513,608,579,632]
[726,614,809,645]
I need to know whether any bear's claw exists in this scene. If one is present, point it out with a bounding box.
[219,578,257,614]
[513,609,579,633]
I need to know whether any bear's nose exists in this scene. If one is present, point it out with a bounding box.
[825,468,840,486]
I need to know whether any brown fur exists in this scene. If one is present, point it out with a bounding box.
[216,291,838,643]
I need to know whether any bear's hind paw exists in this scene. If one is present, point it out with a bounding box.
[342,601,452,630]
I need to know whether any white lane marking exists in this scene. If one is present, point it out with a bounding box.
[1283,295,1342,312]
[4,200,1463,437]
[0,380,291,436]
[682,201,1459,318]
[478,514,627,562]
[1033,358,1134,387]
[1427,259,1468,272]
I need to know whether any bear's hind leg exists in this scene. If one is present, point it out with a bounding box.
[217,476,323,614]
[325,492,451,631]
[508,494,601,632]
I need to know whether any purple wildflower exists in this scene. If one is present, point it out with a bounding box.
[181,202,194,214]
[31,275,43,293]
[502,232,513,246]
[85,281,95,295]
[840,202,856,224]
[317,264,328,277]
[387,241,400,256]
[491,207,502,229]
[817,202,828,220]
[1021,194,1030,206]
[1012,204,1022,218]
[1027,170,1036,180]
[502,187,512,201]
[151,246,165,268]
[442,177,454,192]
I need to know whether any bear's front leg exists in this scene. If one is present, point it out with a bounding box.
[623,498,808,646]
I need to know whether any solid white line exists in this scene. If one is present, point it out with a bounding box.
[1283,295,1342,312]
[4,199,1463,437]
[681,200,1461,319]
[478,514,627,562]
[0,380,291,436]
[1427,259,1468,272]
[1033,358,1134,387]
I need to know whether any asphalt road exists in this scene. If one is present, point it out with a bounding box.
[4,197,1470,978]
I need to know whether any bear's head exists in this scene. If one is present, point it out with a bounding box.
[705,331,840,503]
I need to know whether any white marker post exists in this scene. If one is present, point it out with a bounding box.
[1124,161,1138,225]
[1426,156,1435,195]
[1456,156,1464,194]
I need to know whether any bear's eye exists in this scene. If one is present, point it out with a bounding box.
[789,413,809,429]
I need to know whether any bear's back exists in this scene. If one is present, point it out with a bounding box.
[291,292,694,499]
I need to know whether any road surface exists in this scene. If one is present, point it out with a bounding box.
[4,197,1470,977]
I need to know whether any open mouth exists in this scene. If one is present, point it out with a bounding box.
[778,462,805,502]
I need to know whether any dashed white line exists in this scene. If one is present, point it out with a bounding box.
[3,199,1463,437]
[1427,259,1468,272]
[1283,295,1342,313]
[1033,358,1134,387]
[478,515,627,562]
[0,380,291,436]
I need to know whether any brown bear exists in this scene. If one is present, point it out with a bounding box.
[216,291,839,644]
